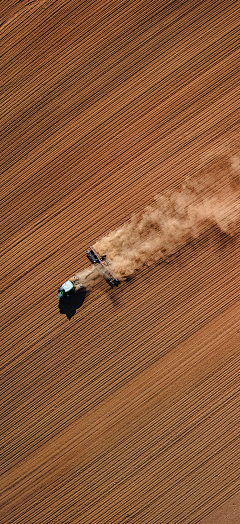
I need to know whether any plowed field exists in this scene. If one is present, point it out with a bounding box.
[1,1,240,523]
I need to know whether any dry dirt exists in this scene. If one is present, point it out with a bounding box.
[1,1,240,523]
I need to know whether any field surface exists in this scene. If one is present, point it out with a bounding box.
[1,1,240,523]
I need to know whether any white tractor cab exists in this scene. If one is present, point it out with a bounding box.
[58,279,83,300]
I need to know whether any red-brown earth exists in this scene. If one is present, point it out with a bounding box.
[1,1,240,523]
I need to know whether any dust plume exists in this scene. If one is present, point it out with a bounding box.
[75,153,240,288]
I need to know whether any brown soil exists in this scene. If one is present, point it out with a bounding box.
[1,1,240,523]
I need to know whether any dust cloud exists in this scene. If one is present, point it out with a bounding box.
[75,152,240,288]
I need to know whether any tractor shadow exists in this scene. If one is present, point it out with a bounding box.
[58,288,87,320]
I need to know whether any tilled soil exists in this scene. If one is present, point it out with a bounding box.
[1,1,240,523]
